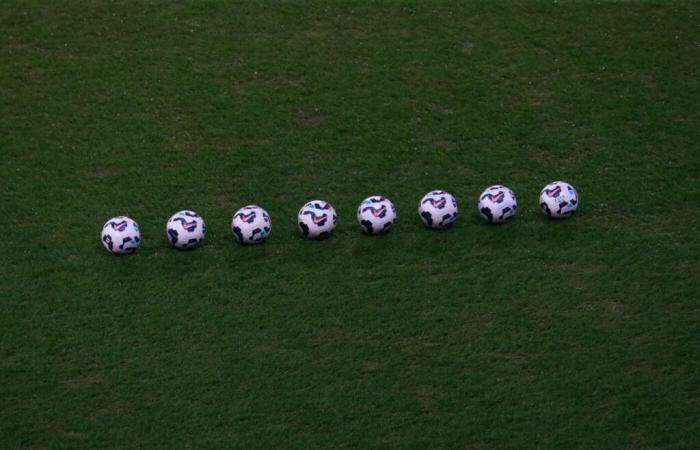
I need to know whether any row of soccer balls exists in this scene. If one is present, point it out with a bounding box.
[101,181,579,254]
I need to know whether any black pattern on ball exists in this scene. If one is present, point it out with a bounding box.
[481,207,494,223]
[168,228,179,244]
[421,211,433,227]
[233,226,243,242]
[120,237,132,249]
[440,213,454,227]
[500,206,512,221]
[103,235,113,251]
[541,203,552,216]
[557,201,568,215]
[362,205,387,218]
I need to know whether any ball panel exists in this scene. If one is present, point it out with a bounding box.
[357,195,396,235]
[101,216,141,254]
[231,205,271,244]
[539,181,578,219]
[166,210,206,249]
[298,200,337,239]
[477,185,517,224]
[419,191,458,229]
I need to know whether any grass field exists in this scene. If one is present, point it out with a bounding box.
[1,1,699,448]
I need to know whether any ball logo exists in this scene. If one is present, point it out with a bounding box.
[422,197,446,209]
[173,217,198,232]
[362,205,387,218]
[235,211,257,223]
[303,211,328,226]
[544,186,562,197]
[481,191,504,203]
[110,220,128,232]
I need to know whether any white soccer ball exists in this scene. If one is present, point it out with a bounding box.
[101,216,141,254]
[357,195,397,234]
[478,185,517,224]
[166,210,206,249]
[231,205,271,244]
[540,181,579,219]
[298,200,337,239]
[419,190,458,229]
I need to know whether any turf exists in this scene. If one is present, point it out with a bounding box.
[1,1,699,448]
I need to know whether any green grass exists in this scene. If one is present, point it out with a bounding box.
[1,1,699,448]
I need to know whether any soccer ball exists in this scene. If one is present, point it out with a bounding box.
[419,190,458,229]
[478,185,517,224]
[540,181,579,219]
[231,205,271,244]
[298,200,337,239]
[166,210,205,249]
[101,216,140,254]
[357,195,396,234]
